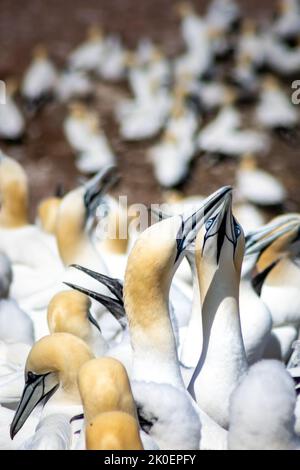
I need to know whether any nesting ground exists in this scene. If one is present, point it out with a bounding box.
[0,0,299,218]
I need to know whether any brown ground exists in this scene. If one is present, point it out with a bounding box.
[0,0,299,220]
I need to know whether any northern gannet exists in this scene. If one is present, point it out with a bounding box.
[149,95,198,187]
[197,89,270,157]
[69,25,105,72]
[205,0,240,34]
[0,155,63,309]
[273,0,300,40]
[237,20,265,69]
[247,215,300,360]
[47,290,107,356]
[0,79,25,142]
[75,113,116,175]
[236,155,287,206]
[99,35,126,82]
[188,193,248,429]
[63,102,91,154]
[124,187,233,449]
[10,333,94,448]
[22,45,58,107]
[78,357,144,449]
[0,252,34,346]
[36,196,61,236]
[56,70,93,103]
[256,75,299,130]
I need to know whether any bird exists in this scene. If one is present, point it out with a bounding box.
[36,196,61,237]
[75,113,116,175]
[63,102,92,154]
[0,252,34,346]
[99,35,127,82]
[246,215,300,360]
[0,154,63,312]
[205,0,240,34]
[272,0,300,41]
[188,193,248,429]
[66,186,232,449]
[197,88,270,157]
[122,187,233,449]
[264,32,300,75]
[9,333,94,449]
[56,70,93,103]
[236,154,287,206]
[237,19,265,69]
[0,79,25,142]
[21,45,58,108]
[47,290,107,356]
[77,357,144,450]
[256,75,299,130]
[68,25,105,73]
[228,360,300,450]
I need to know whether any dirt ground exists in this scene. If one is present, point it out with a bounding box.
[0,0,299,219]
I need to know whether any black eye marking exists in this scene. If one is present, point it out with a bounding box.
[26,371,44,385]
[202,215,241,264]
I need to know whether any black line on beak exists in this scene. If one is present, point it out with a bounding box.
[87,311,102,333]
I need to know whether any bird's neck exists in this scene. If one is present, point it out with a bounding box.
[124,261,184,389]
[197,264,247,375]
[0,187,29,228]
[56,212,99,267]
[180,261,203,368]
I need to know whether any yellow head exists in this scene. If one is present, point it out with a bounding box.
[33,44,48,61]
[10,332,94,439]
[47,290,92,340]
[176,2,194,18]
[26,333,94,394]
[239,154,257,171]
[87,25,103,41]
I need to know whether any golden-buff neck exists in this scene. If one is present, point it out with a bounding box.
[55,189,90,266]
[38,197,61,234]
[86,412,144,450]
[0,158,29,228]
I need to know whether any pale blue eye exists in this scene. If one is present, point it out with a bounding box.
[205,218,214,231]
[234,224,241,237]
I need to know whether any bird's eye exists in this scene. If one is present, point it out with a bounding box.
[234,224,241,238]
[205,218,215,231]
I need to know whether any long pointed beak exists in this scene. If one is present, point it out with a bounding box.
[64,282,127,329]
[245,216,300,252]
[69,264,123,302]
[84,165,119,218]
[245,221,299,256]
[175,185,232,261]
[10,372,59,439]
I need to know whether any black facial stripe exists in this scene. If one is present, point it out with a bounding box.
[202,212,238,264]
[70,413,84,424]
[175,217,185,262]
[252,261,278,296]
[175,187,232,262]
